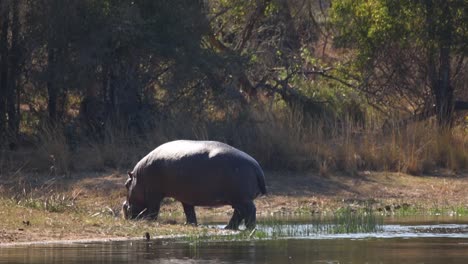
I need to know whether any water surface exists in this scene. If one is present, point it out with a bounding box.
[1,216,467,264]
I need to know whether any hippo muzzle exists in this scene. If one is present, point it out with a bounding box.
[122,200,130,219]
[122,200,147,219]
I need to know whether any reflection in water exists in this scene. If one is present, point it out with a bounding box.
[1,238,468,264]
[1,220,468,264]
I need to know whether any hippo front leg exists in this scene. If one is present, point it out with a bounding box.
[182,203,197,225]
[145,195,164,220]
[146,204,161,220]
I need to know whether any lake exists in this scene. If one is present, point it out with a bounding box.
[1,215,467,263]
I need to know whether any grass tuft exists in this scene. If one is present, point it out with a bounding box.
[11,187,79,213]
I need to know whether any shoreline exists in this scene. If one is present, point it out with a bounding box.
[1,170,467,245]
[0,237,137,248]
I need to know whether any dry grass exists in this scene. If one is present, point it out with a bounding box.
[0,107,467,176]
[237,108,468,175]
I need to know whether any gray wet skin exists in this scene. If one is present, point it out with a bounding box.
[123,140,267,230]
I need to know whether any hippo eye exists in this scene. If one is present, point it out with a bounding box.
[125,178,132,189]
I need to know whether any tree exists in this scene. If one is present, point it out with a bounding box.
[0,0,22,143]
[7,0,20,137]
[331,0,468,127]
[0,1,8,139]
[206,0,350,119]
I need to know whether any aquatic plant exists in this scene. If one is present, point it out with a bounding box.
[258,208,383,238]
[181,209,384,243]
[331,207,383,234]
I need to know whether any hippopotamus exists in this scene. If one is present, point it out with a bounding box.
[123,140,266,230]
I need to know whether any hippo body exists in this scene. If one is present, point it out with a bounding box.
[123,140,266,229]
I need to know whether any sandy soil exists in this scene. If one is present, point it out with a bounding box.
[1,170,467,245]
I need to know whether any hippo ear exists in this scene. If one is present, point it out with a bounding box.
[127,171,133,179]
[125,177,132,189]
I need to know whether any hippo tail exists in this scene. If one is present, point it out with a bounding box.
[255,166,267,196]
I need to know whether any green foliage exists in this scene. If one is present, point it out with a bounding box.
[331,0,409,64]
[330,0,467,124]
[332,0,466,58]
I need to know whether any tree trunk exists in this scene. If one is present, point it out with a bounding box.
[275,0,300,52]
[425,0,454,128]
[47,46,57,123]
[434,45,453,128]
[435,2,454,128]
[7,0,20,137]
[0,7,9,138]
[235,0,271,51]
[46,0,65,124]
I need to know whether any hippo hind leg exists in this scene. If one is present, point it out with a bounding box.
[225,201,256,230]
[243,201,257,230]
[225,208,242,230]
[182,203,197,225]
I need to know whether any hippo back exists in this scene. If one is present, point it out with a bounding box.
[131,140,266,206]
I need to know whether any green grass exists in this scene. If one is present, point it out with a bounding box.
[452,207,468,216]
[389,204,420,216]
[262,209,382,238]
[426,206,468,216]
[331,207,383,234]
[381,203,468,217]
[182,207,384,243]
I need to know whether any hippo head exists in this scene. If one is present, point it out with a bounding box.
[123,171,147,219]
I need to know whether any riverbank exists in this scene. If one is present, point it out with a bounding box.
[1,170,467,244]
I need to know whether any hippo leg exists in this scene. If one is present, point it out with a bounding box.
[225,201,257,230]
[146,204,160,220]
[146,196,164,220]
[243,201,257,230]
[225,208,243,230]
[182,203,197,225]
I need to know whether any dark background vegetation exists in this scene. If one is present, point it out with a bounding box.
[0,0,467,175]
